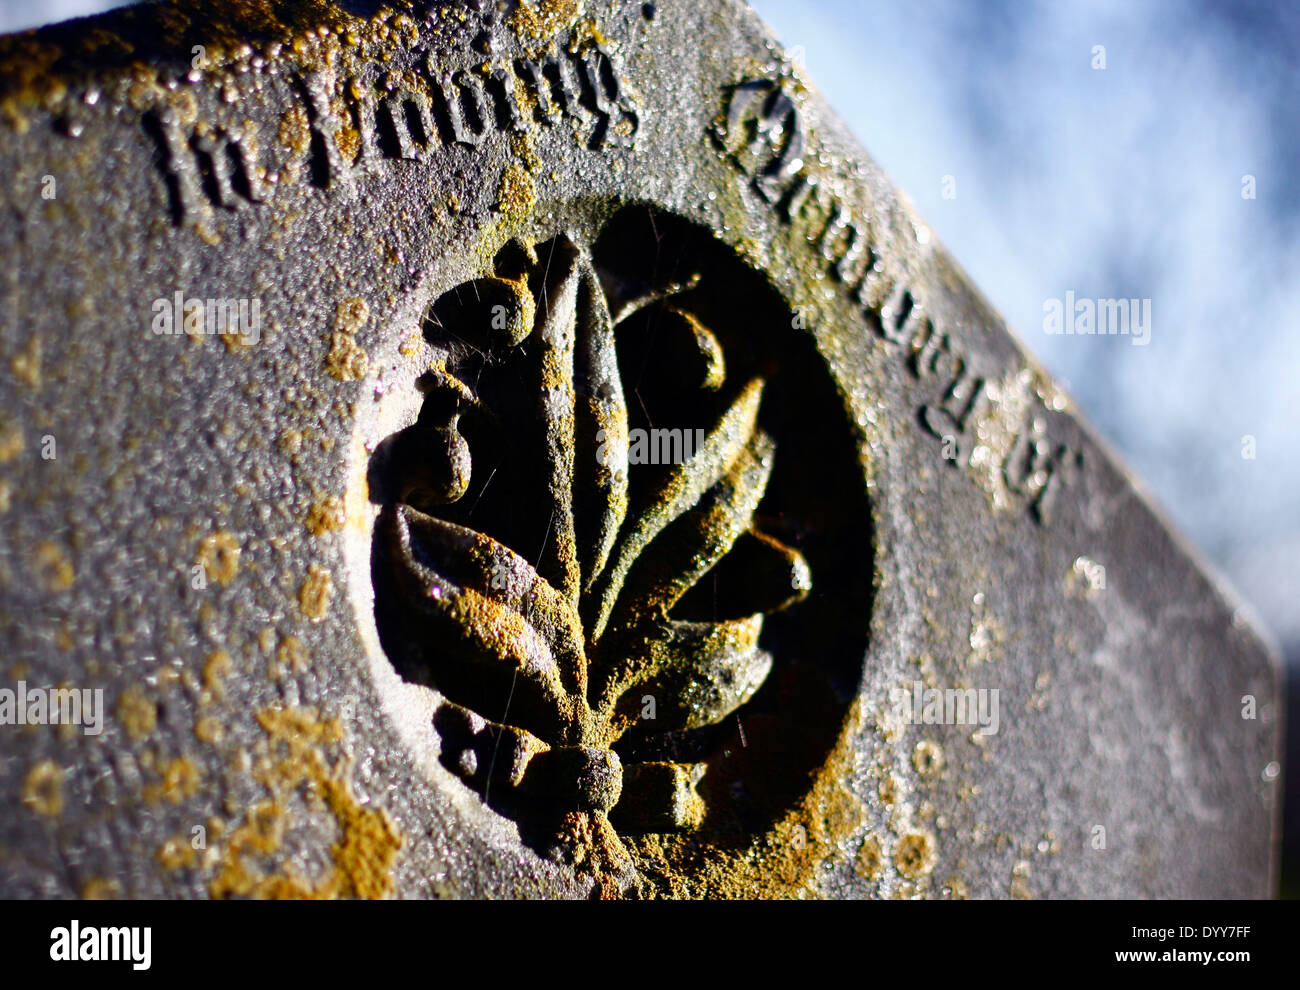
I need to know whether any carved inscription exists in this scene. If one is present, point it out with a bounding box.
[713,76,1083,525]
[144,33,638,220]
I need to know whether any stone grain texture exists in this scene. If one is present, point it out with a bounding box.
[0,0,1280,898]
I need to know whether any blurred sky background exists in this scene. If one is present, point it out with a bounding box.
[2,0,1297,881]
[744,0,1300,668]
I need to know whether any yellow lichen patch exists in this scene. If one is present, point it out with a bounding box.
[567,16,613,51]
[279,428,304,458]
[1010,859,1033,899]
[511,0,582,40]
[496,161,535,221]
[202,649,233,701]
[398,327,424,357]
[625,699,870,898]
[316,770,404,899]
[0,32,62,129]
[306,494,346,535]
[273,635,308,679]
[221,325,255,354]
[334,121,361,162]
[336,295,369,333]
[854,834,883,880]
[942,876,969,900]
[298,565,333,621]
[912,740,944,777]
[457,586,541,662]
[209,706,403,899]
[10,335,41,387]
[257,626,276,655]
[277,102,311,167]
[81,878,120,899]
[197,531,241,585]
[22,759,64,817]
[117,686,158,741]
[158,834,199,870]
[33,541,74,591]
[894,830,936,880]
[257,705,343,747]
[0,423,20,463]
[326,297,370,381]
[144,757,203,805]
[878,772,899,806]
[165,87,198,128]
[195,715,224,745]
[194,220,222,247]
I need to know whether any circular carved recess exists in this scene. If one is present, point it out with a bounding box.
[367,204,872,891]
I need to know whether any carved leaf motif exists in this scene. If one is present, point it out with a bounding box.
[372,232,811,867]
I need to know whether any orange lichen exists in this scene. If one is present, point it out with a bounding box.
[894,830,936,880]
[33,541,75,591]
[158,834,199,870]
[197,531,241,585]
[81,878,121,899]
[624,699,870,898]
[855,835,883,880]
[202,649,232,701]
[279,428,304,458]
[0,424,21,463]
[22,759,64,817]
[298,565,333,621]
[305,494,346,535]
[116,686,158,741]
[510,0,582,40]
[277,103,310,159]
[274,634,308,677]
[257,626,276,654]
[195,715,223,744]
[209,706,403,899]
[144,757,203,804]
[325,298,369,381]
[10,335,41,387]
[495,161,535,220]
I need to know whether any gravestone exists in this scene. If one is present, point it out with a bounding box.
[0,0,1280,898]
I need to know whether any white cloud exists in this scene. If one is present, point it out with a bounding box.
[753,0,1300,645]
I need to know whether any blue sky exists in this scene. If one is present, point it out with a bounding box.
[750,0,1300,653]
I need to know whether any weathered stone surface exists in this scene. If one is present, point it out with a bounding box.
[0,0,1280,899]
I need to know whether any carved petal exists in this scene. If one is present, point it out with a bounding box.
[602,427,775,634]
[433,698,550,792]
[377,503,587,743]
[534,240,582,606]
[596,614,771,733]
[585,377,765,638]
[684,527,812,617]
[611,762,706,833]
[572,255,630,591]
